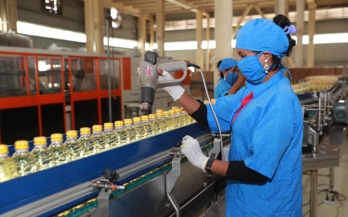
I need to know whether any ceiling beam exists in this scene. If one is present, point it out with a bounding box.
[166,0,209,16]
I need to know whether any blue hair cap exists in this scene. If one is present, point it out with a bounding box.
[236,18,289,58]
[219,58,238,71]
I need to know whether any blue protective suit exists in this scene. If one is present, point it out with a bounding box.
[214,73,239,99]
[207,71,303,217]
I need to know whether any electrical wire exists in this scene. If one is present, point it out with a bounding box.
[197,68,225,161]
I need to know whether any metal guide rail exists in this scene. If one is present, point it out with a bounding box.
[0,124,217,217]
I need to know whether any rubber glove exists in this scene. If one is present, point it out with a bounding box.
[157,70,185,101]
[181,135,209,172]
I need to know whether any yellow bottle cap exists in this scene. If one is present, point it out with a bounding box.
[133,117,141,123]
[104,122,113,129]
[15,140,29,150]
[66,130,77,138]
[174,108,181,114]
[169,110,175,115]
[156,109,163,114]
[211,99,216,104]
[124,119,133,125]
[141,115,149,121]
[51,133,63,142]
[172,106,178,110]
[34,136,47,146]
[0,144,8,154]
[115,121,124,127]
[149,114,157,119]
[157,112,164,118]
[92,125,102,132]
[203,100,209,104]
[163,111,169,116]
[80,127,91,135]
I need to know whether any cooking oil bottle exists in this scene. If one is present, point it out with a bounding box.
[114,121,129,146]
[49,133,69,166]
[12,140,36,176]
[32,137,53,171]
[0,144,18,182]
[179,107,189,126]
[156,112,168,132]
[141,115,154,137]
[64,130,84,160]
[124,119,137,142]
[133,117,146,140]
[162,111,171,130]
[174,108,183,127]
[172,106,179,110]
[92,125,108,152]
[103,122,118,149]
[79,127,96,156]
[149,114,161,134]
[167,110,176,130]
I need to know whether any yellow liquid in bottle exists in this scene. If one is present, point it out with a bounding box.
[49,141,70,166]
[32,146,53,171]
[0,156,17,182]
[133,117,146,140]
[114,121,129,146]
[164,111,175,130]
[104,130,118,149]
[12,140,36,176]
[79,128,96,156]
[92,132,109,152]
[156,113,168,132]
[0,146,18,182]
[65,130,84,160]
[141,116,154,137]
[149,114,161,134]
[124,119,137,142]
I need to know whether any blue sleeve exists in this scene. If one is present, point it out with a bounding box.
[214,81,231,99]
[207,91,244,133]
[244,96,294,179]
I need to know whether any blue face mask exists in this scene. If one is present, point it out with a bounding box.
[225,72,235,85]
[237,53,266,84]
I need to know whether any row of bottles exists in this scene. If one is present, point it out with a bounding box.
[0,106,196,183]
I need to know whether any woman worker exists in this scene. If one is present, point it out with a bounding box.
[214,58,240,98]
[158,14,302,216]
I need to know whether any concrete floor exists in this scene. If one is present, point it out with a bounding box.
[302,134,348,217]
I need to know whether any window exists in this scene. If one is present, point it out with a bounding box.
[44,0,62,15]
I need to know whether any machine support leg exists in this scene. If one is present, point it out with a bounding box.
[329,167,334,189]
[166,148,182,217]
[91,189,112,217]
[310,169,318,217]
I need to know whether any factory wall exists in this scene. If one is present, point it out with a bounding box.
[166,19,348,68]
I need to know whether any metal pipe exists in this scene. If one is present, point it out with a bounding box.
[169,181,216,217]
[106,18,112,122]
[310,169,318,217]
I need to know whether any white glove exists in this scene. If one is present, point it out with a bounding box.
[181,135,209,172]
[158,70,185,101]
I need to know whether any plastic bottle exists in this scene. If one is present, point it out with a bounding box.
[163,111,171,130]
[172,106,179,110]
[79,127,96,156]
[167,110,177,130]
[141,115,154,137]
[149,114,161,134]
[174,108,183,127]
[0,144,18,182]
[156,112,168,132]
[179,107,189,126]
[32,136,53,171]
[92,125,108,152]
[49,133,69,166]
[133,117,146,140]
[12,140,36,176]
[64,130,84,160]
[124,119,137,142]
[114,121,129,146]
[103,122,118,149]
